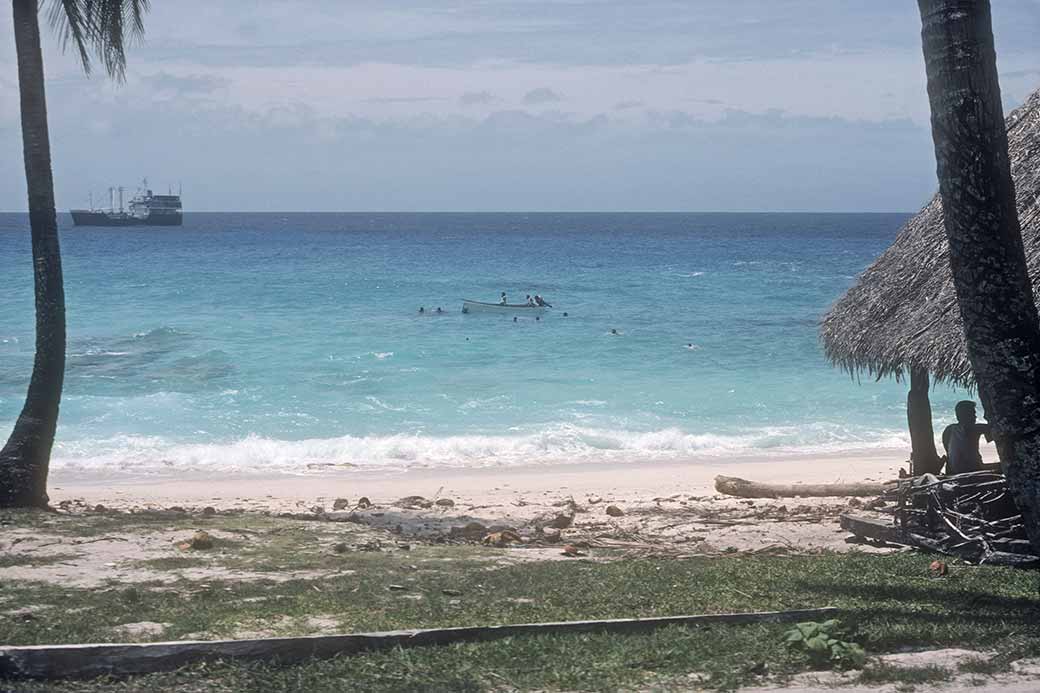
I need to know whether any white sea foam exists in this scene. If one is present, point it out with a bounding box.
[49,424,910,477]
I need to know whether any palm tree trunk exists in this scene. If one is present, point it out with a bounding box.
[907,367,940,475]
[918,0,1040,550]
[0,0,66,508]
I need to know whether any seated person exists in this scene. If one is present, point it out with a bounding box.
[941,400,998,475]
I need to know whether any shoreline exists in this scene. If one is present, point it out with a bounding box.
[49,448,906,512]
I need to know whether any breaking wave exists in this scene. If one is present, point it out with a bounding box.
[49,423,909,477]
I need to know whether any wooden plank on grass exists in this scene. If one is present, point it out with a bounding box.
[840,513,907,544]
[0,607,838,680]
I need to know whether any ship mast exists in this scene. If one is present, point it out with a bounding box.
[118,186,124,213]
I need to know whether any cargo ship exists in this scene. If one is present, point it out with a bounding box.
[71,180,182,226]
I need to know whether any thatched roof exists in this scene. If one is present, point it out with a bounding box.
[821,88,1040,388]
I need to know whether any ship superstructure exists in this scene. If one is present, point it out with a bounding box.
[71,180,182,226]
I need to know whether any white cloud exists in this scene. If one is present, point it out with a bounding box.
[2,0,1039,210]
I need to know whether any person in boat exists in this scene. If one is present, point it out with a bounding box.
[500,292,507,305]
[534,294,552,307]
[941,400,997,475]
[436,307,443,314]
[525,295,535,306]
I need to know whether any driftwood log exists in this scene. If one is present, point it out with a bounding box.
[0,608,837,680]
[714,475,887,499]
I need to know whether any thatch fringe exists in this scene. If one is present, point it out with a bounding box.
[820,88,1040,388]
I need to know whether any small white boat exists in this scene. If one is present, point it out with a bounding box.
[462,299,548,316]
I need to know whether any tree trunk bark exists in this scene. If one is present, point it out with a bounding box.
[907,367,941,474]
[918,0,1040,550]
[0,0,66,508]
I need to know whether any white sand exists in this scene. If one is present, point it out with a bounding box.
[50,449,906,512]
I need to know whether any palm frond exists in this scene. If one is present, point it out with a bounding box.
[47,0,150,80]
[48,0,93,74]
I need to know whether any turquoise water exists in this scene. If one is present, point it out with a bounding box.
[0,212,967,476]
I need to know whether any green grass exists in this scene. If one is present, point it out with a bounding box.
[4,551,1040,692]
[4,509,1040,691]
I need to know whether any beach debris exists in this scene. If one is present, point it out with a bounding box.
[481,530,523,547]
[605,505,625,517]
[176,530,214,551]
[435,498,455,508]
[356,497,372,509]
[396,542,411,551]
[841,471,1039,567]
[387,584,407,591]
[715,475,889,499]
[332,542,349,554]
[310,505,325,515]
[356,541,382,552]
[450,521,488,539]
[332,498,350,511]
[587,495,603,505]
[534,510,575,531]
[561,544,585,557]
[396,496,433,510]
[929,560,949,577]
[540,527,562,543]
[441,588,463,596]
[552,497,585,513]
[92,504,107,513]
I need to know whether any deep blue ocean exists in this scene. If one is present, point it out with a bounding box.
[0,212,968,477]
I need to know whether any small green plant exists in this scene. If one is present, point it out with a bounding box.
[784,619,866,669]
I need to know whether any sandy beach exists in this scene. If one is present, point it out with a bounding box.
[50,449,906,514]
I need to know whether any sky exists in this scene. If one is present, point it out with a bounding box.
[2,1,1040,212]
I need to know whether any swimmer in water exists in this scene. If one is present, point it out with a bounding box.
[611,328,619,335]
[419,307,425,314]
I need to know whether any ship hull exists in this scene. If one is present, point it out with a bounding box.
[71,210,182,227]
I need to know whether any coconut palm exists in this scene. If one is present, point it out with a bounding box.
[917,0,1040,550]
[1,0,148,507]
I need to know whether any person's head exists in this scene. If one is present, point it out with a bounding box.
[513,316,517,322]
[955,400,977,425]
[501,292,506,296]
[563,312,568,317]
[611,328,618,334]
[419,306,424,312]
